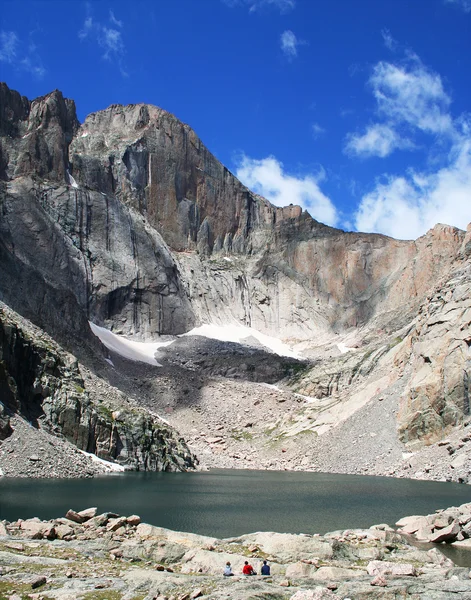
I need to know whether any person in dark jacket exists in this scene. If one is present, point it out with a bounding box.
[261,560,270,575]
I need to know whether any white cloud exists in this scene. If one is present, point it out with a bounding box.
[0,31,18,62]
[0,30,45,78]
[381,29,398,51]
[345,123,414,158]
[235,154,339,226]
[280,30,298,58]
[101,27,124,60]
[78,16,94,40]
[311,123,325,139]
[78,10,127,76]
[354,134,471,239]
[370,59,452,134]
[445,0,471,12]
[223,0,295,12]
[109,10,123,28]
[345,56,454,160]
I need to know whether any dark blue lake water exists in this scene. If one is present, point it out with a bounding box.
[1,469,470,539]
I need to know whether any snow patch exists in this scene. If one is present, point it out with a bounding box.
[337,343,355,354]
[66,170,79,189]
[79,450,125,472]
[223,257,233,262]
[80,132,89,138]
[294,393,321,403]
[181,323,300,358]
[105,357,114,367]
[89,323,173,366]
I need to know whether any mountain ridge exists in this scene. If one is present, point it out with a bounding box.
[0,82,470,481]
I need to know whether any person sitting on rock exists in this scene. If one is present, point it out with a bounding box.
[260,560,270,575]
[223,561,234,576]
[242,560,256,575]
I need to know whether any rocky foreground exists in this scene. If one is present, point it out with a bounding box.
[2,505,471,599]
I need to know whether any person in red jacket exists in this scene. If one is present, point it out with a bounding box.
[242,561,256,575]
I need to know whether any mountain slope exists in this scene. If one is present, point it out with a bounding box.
[0,82,470,479]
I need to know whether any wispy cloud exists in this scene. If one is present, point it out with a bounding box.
[381,28,398,51]
[109,10,123,28]
[0,31,18,62]
[444,0,471,12]
[370,58,452,134]
[223,0,295,13]
[345,124,414,158]
[0,30,46,79]
[311,123,325,139]
[345,54,453,159]
[78,10,127,76]
[280,30,298,59]
[235,154,338,226]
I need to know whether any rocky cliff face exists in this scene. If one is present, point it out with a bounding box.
[0,82,470,477]
[1,83,464,343]
[0,302,196,474]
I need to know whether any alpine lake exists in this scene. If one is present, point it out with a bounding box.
[1,469,471,565]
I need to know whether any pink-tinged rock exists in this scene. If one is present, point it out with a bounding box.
[429,521,461,543]
[107,517,127,532]
[395,515,430,534]
[19,520,47,539]
[65,509,85,524]
[367,561,417,577]
[371,575,387,587]
[55,524,75,539]
[433,514,452,529]
[126,515,141,526]
[0,522,8,536]
[414,525,434,541]
[289,589,337,600]
[77,507,97,521]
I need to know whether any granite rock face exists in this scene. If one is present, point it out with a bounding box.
[1,83,464,343]
[0,302,196,474]
[0,82,470,474]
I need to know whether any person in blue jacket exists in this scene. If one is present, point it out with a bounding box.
[261,560,270,575]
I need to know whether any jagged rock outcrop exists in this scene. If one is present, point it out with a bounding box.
[395,261,471,446]
[0,302,196,474]
[0,83,465,344]
[0,82,470,476]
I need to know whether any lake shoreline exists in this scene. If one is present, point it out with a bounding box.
[1,503,471,599]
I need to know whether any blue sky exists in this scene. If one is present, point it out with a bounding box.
[1,0,470,239]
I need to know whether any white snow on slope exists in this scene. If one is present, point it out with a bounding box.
[67,169,79,189]
[182,323,300,358]
[337,342,355,354]
[90,321,300,366]
[89,323,173,366]
[79,450,126,472]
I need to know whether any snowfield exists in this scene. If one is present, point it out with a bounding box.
[89,323,173,366]
[89,321,300,365]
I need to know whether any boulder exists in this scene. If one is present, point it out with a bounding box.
[428,520,461,543]
[285,561,318,578]
[65,509,85,524]
[312,566,364,580]
[289,589,337,600]
[107,517,127,532]
[367,561,417,577]
[370,575,387,587]
[77,507,97,521]
[396,515,431,534]
[126,515,141,526]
